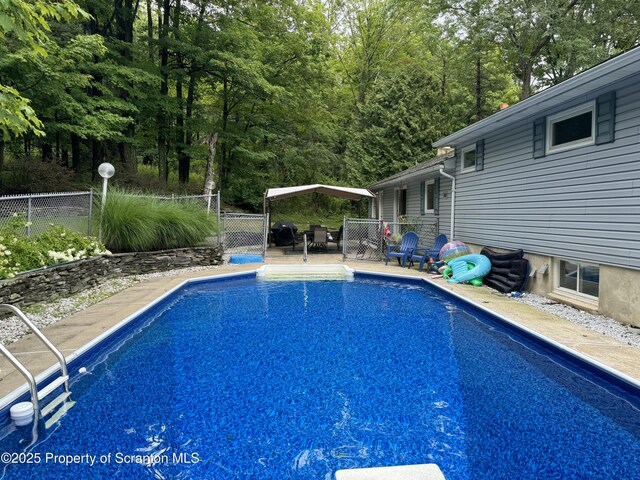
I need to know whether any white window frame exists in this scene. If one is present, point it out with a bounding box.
[424,180,435,214]
[460,145,476,173]
[554,258,600,301]
[546,101,596,154]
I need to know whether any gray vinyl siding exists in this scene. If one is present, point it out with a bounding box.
[438,177,452,238]
[406,178,422,217]
[382,187,395,220]
[452,76,640,269]
[374,177,451,239]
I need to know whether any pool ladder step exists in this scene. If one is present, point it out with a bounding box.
[0,304,75,429]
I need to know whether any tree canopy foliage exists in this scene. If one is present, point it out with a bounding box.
[0,0,638,207]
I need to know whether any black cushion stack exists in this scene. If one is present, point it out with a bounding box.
[480,247,529,293]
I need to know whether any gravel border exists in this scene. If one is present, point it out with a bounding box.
[2,269,639,350]
[512,292,640,348]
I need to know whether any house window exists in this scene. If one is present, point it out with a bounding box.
[461,145,476,173]
[557,260,599,298]
[424,181,435,213]
[546,102,595,153]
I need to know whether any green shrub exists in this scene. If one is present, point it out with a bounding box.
[0,215,109,279]
[35,225,108,263]
[99,189,217,252]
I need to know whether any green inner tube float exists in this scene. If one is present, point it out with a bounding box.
[441,253,491,286]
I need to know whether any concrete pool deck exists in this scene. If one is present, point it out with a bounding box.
[1,252,640,400]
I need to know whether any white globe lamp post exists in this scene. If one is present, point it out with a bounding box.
[98,163,115,240]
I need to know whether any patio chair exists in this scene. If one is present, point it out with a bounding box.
[385,231,419,267]
[408,233,448,271]
[311,226,328,250]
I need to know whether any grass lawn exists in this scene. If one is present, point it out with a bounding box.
[269,212,349,231]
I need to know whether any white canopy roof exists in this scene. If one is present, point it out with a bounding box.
[265,184,375,201]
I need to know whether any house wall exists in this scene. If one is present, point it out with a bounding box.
[372,74,640,326]
[451,76,640,271]
[447,75,640,326]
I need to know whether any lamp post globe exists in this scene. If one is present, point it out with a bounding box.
[98,162,115,179]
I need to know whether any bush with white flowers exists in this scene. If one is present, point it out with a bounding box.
[0,215,110,279]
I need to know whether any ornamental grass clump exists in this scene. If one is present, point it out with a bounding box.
[99,189,217,253]
[0,214,110,279]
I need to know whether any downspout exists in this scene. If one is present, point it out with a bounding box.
[439,167,455,240]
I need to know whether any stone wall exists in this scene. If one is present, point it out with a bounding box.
[0,247,223,309]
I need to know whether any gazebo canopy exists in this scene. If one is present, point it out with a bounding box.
[265,184,375,201]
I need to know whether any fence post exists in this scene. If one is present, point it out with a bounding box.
[263,212,269,258]
[26,197,32,237]
[88,191,93,236]
[216,191,221,246]
[342,216,347,261]
[379,219,385,259]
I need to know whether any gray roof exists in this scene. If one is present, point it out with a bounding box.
[433,46,640,148]
[367,151,455,190]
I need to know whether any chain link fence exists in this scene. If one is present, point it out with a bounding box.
[222,212,268,256]
[343,217,439,261]
[0,191,93,236]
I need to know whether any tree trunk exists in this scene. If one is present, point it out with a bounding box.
[146,0,154,63]
[520,60,533,100]
[91,139,102,182]
[440,57,447,97]
[71,134,81,171]
[55,129,60,164]
[204,132,218,194]
[175,0,188,184]
[41,142,53,163]
[475,56,482,121]
[218,74,229,191]
[184,67,197,154]
[119,131,137,176]
[157,0,171,183]
[61,148,69,168]
[115,0,137,175]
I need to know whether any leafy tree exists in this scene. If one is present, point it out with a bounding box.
[0,0,86,139]
[345,65,453,184]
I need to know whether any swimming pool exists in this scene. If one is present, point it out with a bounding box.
[1,272,639,479]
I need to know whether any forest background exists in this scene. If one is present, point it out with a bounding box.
[1,0,639,212]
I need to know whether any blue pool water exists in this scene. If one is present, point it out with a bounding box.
[1,274,640,479]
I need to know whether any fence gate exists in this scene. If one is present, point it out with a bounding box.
[343,218,439,261]
[222,212,269,257]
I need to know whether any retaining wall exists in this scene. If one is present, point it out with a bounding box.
[0,247,223,309]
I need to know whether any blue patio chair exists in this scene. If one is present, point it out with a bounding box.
[385,231,419,268]
[408,233,448,271]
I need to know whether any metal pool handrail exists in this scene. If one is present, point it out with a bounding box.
[0,304,72,424]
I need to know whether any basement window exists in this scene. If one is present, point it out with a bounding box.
[557,259,599,299]
[546,102,595,153]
